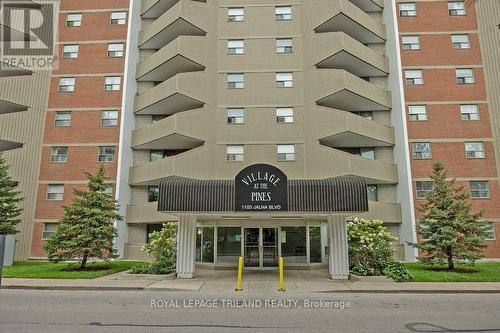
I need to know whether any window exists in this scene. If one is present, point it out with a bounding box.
[228,7,244,22]
[276,72,293,88]
[227,145,244,161]
[150,150,165,161]
[277,144,295,161]
[405,70,423,85]
[227,73,244,89]
[339,147,375,160]
[465,142,485,159]
[412,142,432,159]
[276,6,292,20]
[47,184,64,200]
[152,115,167,123]
[484,222,496,240]
[402,36,420,50]
[196,227,215,263]
[367,185,378,201]
[98,146,115,162]
[355,111,373,120]
[227,40,244,54]
[110,11,127,25]
[107,43,124,57]
[408,105,427,121]
[101,110,118,126]
[227,108,244,124]
[59,77,75,92]
[217,227,241,263]
[42,223,57,240]
[448,1,466,16]
[148,186,159,202]
[50,146,68,163]
[456,68,475,84]
[66,13,82,27]
[104,76,121,91]
[416,181,433,198]
[460,104,480,120]
[470,181,490,198]
[399,2,416,16]
[55,112,71,127]
[62,44,79,58]
[276,107,294,123]
[276,39,293,53]
[452,34,470,49]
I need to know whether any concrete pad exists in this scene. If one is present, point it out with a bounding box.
[145,278,206,291]
[395,282,500,292]
[294,282,351,292]
[2,278,153,290]
[247,281,299,292]
[344,281,401,291]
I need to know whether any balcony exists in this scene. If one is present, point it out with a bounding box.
[0,99,27,114]
[2,1,42,8]
[349,0,383,13]
[126,202,177,223]
[134,72,206,115]
[138,0,207,50]
[314,0,386,44]
[141,0,206,19]
[0,23,35,42]
[0,139,22,151]
[360,202,402,223]
[314,69,391,111]
[0,61,32,78]
[312,32,388,77]
[136,36,206,82]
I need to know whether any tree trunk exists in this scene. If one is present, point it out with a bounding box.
[447,248,454,270]
[80,253,88,269]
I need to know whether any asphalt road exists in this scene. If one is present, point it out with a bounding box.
[1,290,500,333]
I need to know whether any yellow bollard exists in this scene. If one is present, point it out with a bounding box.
[235,256,243,291]
[278,257,285,291]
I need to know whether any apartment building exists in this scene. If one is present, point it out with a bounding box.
[397,0,500,257]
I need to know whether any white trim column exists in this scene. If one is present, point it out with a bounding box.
[176,215,197,279]
[328,215,349,280]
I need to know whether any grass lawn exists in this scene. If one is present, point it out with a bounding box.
[404,262,500,282]
[2,260,146,279]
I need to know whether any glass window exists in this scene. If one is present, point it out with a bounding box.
[150,150,165,161]
[367,184,378,201]
[55,112,71,127]
[355,111,373,120]
[111,11,127,25]
[448,1,466,16]
[47,184,64,200]
[42,223,58,240]
[408,105,427,121]
[227,73,244,89]
[402,35,420,50]
[484,222,496,240]
[152,115,167,123]
[276,72,293,88]
[148,185,159,202]
[416,181,433,198]
[309,226,322,263]
[276,107,294,123]
[456,68,475,84]
[276,6,292,20]
[227,145,244,161]
[62,44,79,58]
[399,2,416,16]
[228,7,244,22]
[105,76,121,91]
[50,146,68,163]
[360,147,375,160]
[196,227,214,263]
[405,70,423,85]
[470,181,490,198]
[460,104,480,120]
[101,110,118,126]
[227,108,244,124]
[217,227,241,263]
[465,142,485,159]
[98,146,115,162]
[227,40,244,54]
[452,34,470,49]
[277,144,295,161]
[412,142,432,159]
[146,224,163,243]
[281,227,306,263]
[59,77,75,92]
[107,43,124,57]
[66,13,82,27]
[276,38,293,53]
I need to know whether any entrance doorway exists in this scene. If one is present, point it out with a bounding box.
[243,227,279,269]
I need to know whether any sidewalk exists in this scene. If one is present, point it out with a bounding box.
[3,269,500,293]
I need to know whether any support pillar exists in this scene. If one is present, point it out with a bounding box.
[176,215,197,279]
[327,215,349,280]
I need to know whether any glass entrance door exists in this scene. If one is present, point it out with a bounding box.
[244,228,260,267]
[244,227,279,269]
[262,228,278,268]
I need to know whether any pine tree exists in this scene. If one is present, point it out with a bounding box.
[410,161,488,270]
[0,152,23,235]
[44,165,123,269]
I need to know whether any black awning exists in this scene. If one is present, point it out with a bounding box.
[158,176,368,213]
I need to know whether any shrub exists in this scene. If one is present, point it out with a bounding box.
[382,262,414,282]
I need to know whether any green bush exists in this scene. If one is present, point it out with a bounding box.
[131,222,177,275]
[382,262,414,282]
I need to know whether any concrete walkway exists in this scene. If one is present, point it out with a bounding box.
[3,269,500,293]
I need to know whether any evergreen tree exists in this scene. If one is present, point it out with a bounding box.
[410,161,488,270]
[0,152,23,235]
[44,165,123,269]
